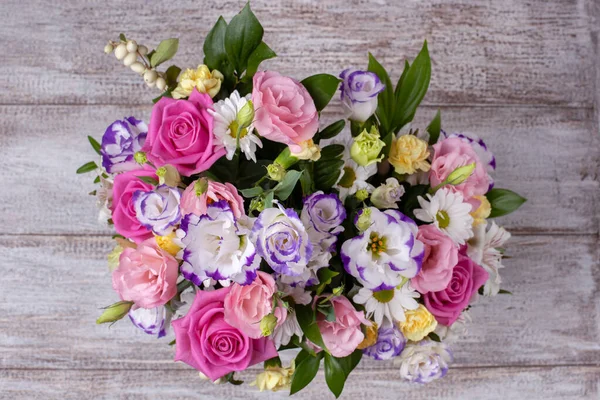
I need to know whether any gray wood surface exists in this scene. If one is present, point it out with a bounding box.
[0,0,599,399]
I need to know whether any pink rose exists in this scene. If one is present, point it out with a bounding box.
[429,137,491,208]
[224,271,287,339]
[142,89,226,176]
[252,71,319,152]
[180,180,245,218]
[423,252,489,326]
[112,238,179,308]
[411,224,459,293]
[111,168,156,243]
[172,288,278,381]
[316,296,370,358]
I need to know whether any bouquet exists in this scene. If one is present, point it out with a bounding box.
[78,4,526,397]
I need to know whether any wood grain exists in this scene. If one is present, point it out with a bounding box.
[1,366,598,400]
[0,0,595,106]
[0,105,597,235]
[0,235,597,370]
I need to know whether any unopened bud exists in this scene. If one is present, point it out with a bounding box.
[355,189,370,202]
[445,162,476,186]
[156,164,181,187]
[114,43,128,60]
[156,77,167,91]
[126,40,138,53]
[134,151,147,165]
[260,314,278,337]
[355,208,372,231]
[138,45,148,55]
[144,69,158,84]
[104,43,114,54]
[236,100,255,129]
[123,52,137,67]
[130,62,146,74]
[267,163,286,182]
[250,197,265,213]
[96,301,133,324]
[194,178,209,197]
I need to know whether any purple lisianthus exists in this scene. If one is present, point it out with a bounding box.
[180,201,259,286]
[339,69,385,122]
[101,117,147,174]
[129,304,171,338]
[133,184,182,236]
[442,130,496,189]
[364,324,406,360]
[250,205,313,277]
[301,191,346,236]
[341,207,424,291]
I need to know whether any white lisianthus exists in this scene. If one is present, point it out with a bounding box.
[414,188,474,245]
[128,305,171,338]
[371,177,405,209]
[96,175,114,224]
[394,340,453,383]
[434,311,472,343]
[467,222,511,296]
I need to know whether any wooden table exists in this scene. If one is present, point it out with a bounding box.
[0,0,598,398]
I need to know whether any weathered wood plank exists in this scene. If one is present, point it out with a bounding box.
[0,105,596,235]
[0,235,597,370]
[0,366,598,400]
[0,0,594,106]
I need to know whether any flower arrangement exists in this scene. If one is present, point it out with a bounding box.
[79,4,526,397]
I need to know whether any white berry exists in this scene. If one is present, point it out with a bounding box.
[130,62,146,74]
[126,40,138,53]
[156,77,167,91]
[138,45,148,55]
[146,80,156,88]
[123,52,137,67]
[144,70,158,84]
[104,43,114,54]
[114,43,128,60]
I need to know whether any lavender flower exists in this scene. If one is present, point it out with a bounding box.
[180,201,259,286]
[394,341,453,383]
[129,305,171,338]
[101,117,147,173]
[364,324,406,360]
[250,205,313,277]
[341,207,424,291]
[133,185,182,236]
[339,69,385,122]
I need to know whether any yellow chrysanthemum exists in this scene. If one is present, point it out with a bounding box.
[251,363,295,392]
[388,135,431,175]
[470,195,491,226]
[399,305,438,341]
[172,65,224,99]
[357,322,378,350]
[155,232,180,257]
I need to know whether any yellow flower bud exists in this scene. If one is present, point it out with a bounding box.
[445,162,476,186]
[355,208,372,231]
[399,305,438,341]
[290,139,321,161]
[155,232,180,257]
[267,163,286,182]
[471,195,491,226]
[251,363,295,392]
[357,322,378,350]
[194,178,209,197]
[96,301,133,324]
[355,189,370,202]
[350,126,385,166]
[134,151,147,165]
[156,164,181,187]
[172,65,224,99]
[388,135,430,175]
[260,314,278,337]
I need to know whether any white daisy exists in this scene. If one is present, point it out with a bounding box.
[467,222,511,296]
[414,188,474,245]
[353,284,420,326]
[208,90,262,162]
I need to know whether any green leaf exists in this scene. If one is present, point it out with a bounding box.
[119,33,126,42]
[240,186,264,198]
[295,304,327,351]
[381,131,394,157]
[88,136,101,155]
[137,176,159,186]
[93,175,101,184]
[224,3,264,75]
[246,41,276,77]
[300,74,340,112]
[427,110,442,144]
[274,170,303,201]
[367,53,395,133]
[203,17,228,70]
[393,41,431,131]
[394,60,411,99]
[319,144,345,160]
[428,332,442,342]
[323,351,362,398]
[264,190,274,208]
[314,159,344,191]
[498,289,513,295]
[318,119,345,140]
[76,161,97,174]
[325,306,336,322]
[311,268,339,296]
[290,350,322,395]
[299,164,314,195]
[150,38,179,68]
[164,65,181,87]
[486,188,527,218]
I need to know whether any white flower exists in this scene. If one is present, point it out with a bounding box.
[414,188,474,245]
[394,340,453,384]
[96,175,113,224]
[128,305,171,338]
[434,310,472,343]
[272,310,303,348]
[467,222,511,296]
[371,177,405,209]
[353,284,419,326]
[209,90,262,162]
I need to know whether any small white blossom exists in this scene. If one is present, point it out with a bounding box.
[394,341,453,384]
[353,284,420,325]
[467,222,511,296]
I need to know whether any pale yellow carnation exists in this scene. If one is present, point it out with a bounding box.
[251,363,295,392]
[399,305,438,341]
[357,322,378,350]
[388,135,430,175]
[172,65,224,99]
[290,139,321,161]
[470,195,491,226]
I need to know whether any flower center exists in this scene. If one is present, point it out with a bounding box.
[338,166,357,188]
[367,232,387,255]
[436,210,450,229]
[373,289,394,303]
[228,120,248,139]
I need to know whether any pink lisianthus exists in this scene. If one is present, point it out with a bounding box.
[252,71,319,152]
[411,224,459,294]
[142,89,226,176]
[172,287,278,381]
[180,179,245,218]
[316,296,371,357]
[423,251,489,326]
[112,238,179,308]
[429,137,491,208]
[110,168,156,243]
[224,271,287,339]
